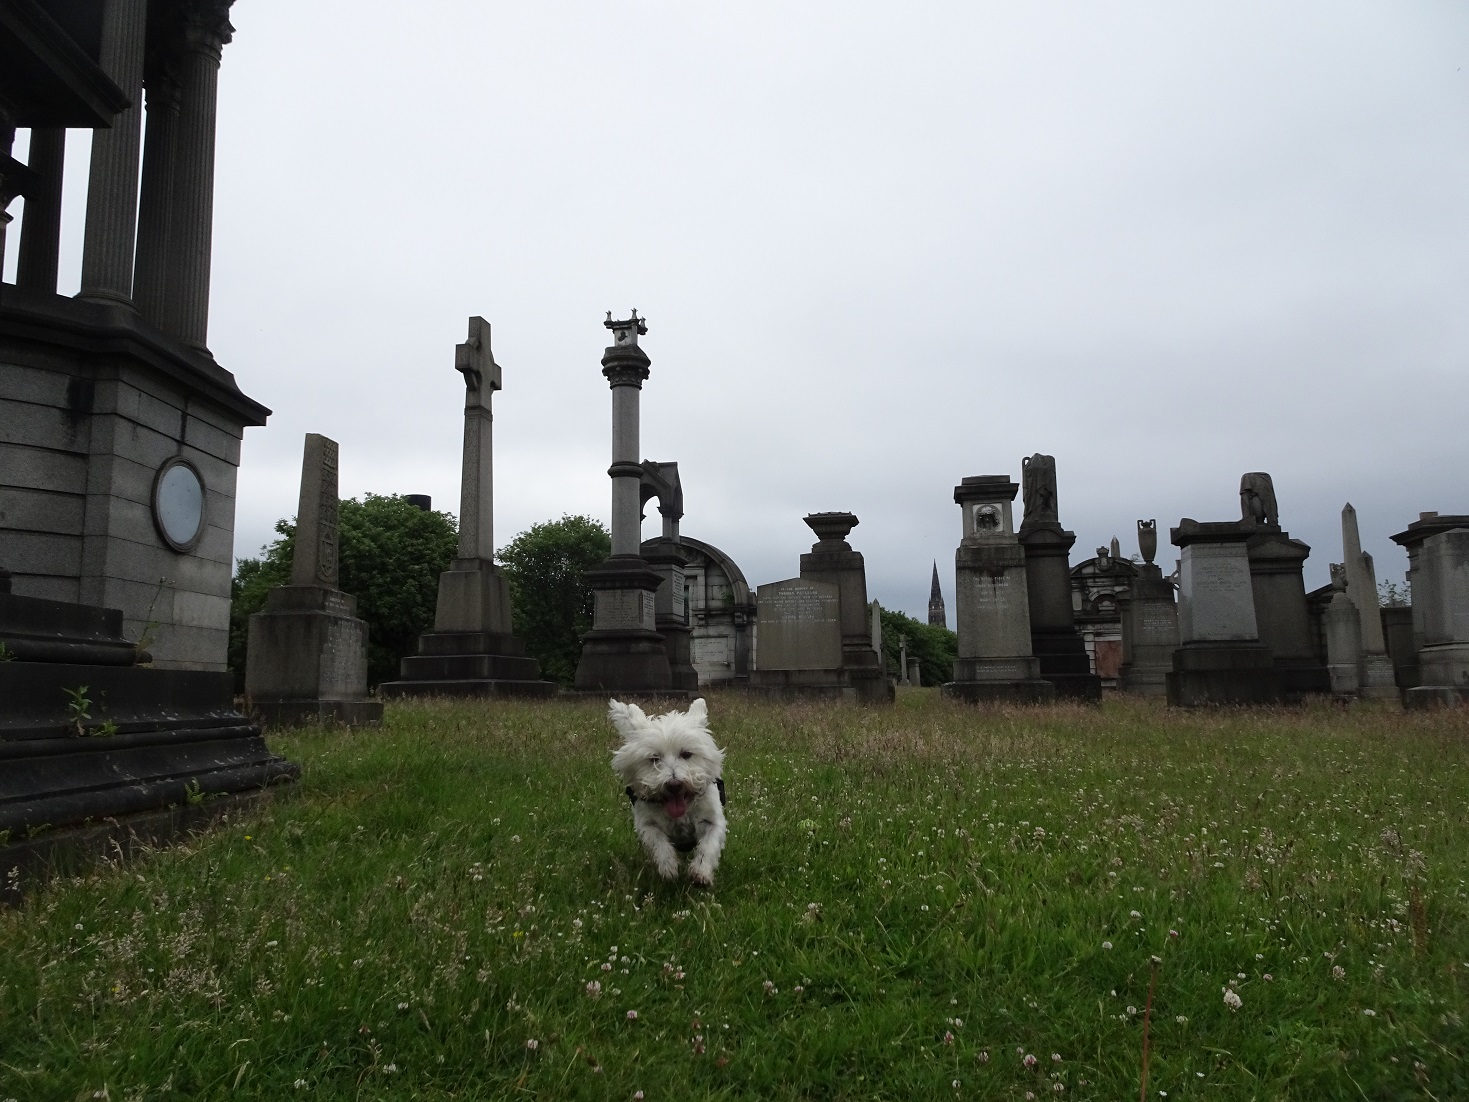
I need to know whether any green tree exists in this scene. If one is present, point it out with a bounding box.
[878,607,958,687]
[497,515,611,686]
[229,494,458,689]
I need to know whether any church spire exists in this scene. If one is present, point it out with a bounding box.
[928,560,947,628]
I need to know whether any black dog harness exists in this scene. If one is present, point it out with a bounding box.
[625,777,726,808]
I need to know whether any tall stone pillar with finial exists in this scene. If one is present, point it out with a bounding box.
[382,318,552,698]
[575,312,675,692]
[1117,519,1178,695]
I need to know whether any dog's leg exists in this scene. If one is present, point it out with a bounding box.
[687,799,727,886]
[634,815,682,881]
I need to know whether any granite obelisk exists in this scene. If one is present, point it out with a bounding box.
[1341,503,1397,698]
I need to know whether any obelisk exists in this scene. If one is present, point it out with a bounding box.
[1342,503,1398,698]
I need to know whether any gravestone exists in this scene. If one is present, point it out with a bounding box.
[1239,474,1329,696]
[942,475,1054,703]
[907,657,922,686]
[1118,519,1178,696]
[1166,519,1283,706]
[898,634,909,685]
[1342,504,1398,698]
[748,514,891,702]
[1017,454,1100,702]
[1391,513,1469,708]
[1322,564,1362,696]
[381,318,552,698]
[752,579,842,671]
[244,434,382,727]
[870,600,884,674]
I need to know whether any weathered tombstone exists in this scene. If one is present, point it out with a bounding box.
[1240,473,1329,696]
[637,460,700,691]
[751,578,842,673]
[898,633,909,685]
[907,657,922,686]
[1017,455,1101,702]
[1166,519,1284,706]
[1322,563,1362,696]
[245,434,383,727]
[1118,519,1178,696]
[749,514,891,702]
[870,599,884,671]
[381,318,552,698]
[1390,512,1469,708]
[942,475,1054,703]
[1341,504,1398,698]
[573,313,676,692]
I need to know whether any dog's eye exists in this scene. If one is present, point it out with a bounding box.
[679,750,693,760]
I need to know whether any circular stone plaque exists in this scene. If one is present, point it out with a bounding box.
[152,457,206,552]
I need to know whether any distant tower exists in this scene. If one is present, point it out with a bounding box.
[928,561,947,627]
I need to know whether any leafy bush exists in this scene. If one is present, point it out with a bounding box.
[878,606,958,686]
[498,515,612,686]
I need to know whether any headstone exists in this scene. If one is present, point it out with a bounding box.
[575,312,676,693]
[382,318,553,699]
[1391,513,1469,708]
[1342,504,1398,698]
[898,633,909,685]
[907,657,922,686]
[1165,519,1284,706]
[1322,563,1362,695]
[245,434,384,727]
[1016,454,1101,702]
[942,475,1054,704]
[1118,519,1177,696]
[752,579,842,670]
[1239,473,1329,695]
[748,513,891,702]
[869,599,883,670]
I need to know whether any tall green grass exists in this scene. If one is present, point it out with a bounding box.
[2,692,1466,1100]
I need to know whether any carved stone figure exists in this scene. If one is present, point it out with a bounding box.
[1329,562,1349,591]
[1021,454,1058,527]
[1239,472,1279,527]
[1138,519,1157,565]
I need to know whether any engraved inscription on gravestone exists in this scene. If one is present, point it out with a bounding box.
[596,589,652,631]
[755,579,842,670]
[291,433,341,589]
[316,440,339,586]
[1179,547,1256,642]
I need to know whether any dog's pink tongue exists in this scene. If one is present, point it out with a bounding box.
[664,793,689,819]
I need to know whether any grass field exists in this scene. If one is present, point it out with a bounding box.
[2,691,1467,1101]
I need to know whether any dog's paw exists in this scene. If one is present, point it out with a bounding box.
[688,863,714,887]
[656,856,681,881]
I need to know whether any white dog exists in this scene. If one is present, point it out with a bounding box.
[609,697,727,886]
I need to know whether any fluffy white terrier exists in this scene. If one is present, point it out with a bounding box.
[609,697,727,886]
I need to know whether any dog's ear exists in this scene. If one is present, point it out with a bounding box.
[607,698,647,739]
[686,697,708,725]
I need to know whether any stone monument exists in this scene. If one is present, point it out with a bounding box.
[1166,519,1284,706]
[1390,512,1469,708]
[1240,474,1329,696]
[574,312,675,692]
[637,460,700,691]
[1341,504,1398,698]
[1017,455,1100,701]
[748,514,891,702]
[1322,563,1362,696]
[1118,519,1178,696]
[942,475,1054,703]
[244,434,382,726]
[381,318,552,698]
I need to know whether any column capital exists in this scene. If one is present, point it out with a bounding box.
[180,0,235,59]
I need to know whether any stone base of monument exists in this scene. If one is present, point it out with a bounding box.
[245,586,384,728]
[0,592,299,848]
[1357,653,1401,700]
[942,656,1056,704]
[1404,643,1469,709]
[574,631,677,693]
[1405,685,1469,709]
[1165,643,1285,707]
[747,667,893,703]
[1118,665,1170,696]
[657,619,702,692]
[381,631,556,698]
[1274,658,1332,698]
[1032,632,1102,702]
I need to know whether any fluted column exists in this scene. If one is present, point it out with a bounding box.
[602,312,651,558]
[16,128,66,292]
[164,0,233,350]
[133,62,182,327]
[77,0,148,305]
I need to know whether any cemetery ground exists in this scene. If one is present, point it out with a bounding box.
[2,696,1467,1102]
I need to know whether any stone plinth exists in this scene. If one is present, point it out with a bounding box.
[1166,520,1284,706]
[1381,606,1418,691]
[1391,515,1469,709]
[244,434,382,727]
[1323,581,1362,696]
[942,476,1055,705]
[1118,563,1177,696]
[1342,505,1399,699]
[573,557,673,692]
[1245,525,1330,696]
[641,537,700,692]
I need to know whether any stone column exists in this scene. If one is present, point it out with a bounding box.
[78,0,148,305]
[16,129,65,292]
[605,312,649,556]
[1323,565,1362,696]
[133,61,182,328]
[1341,503,1397,698]
[163,0,233,349]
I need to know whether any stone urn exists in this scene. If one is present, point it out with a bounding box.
[1137,519,1158,565]
[805,511,859,545]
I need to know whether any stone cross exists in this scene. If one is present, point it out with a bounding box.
[290,433,340,588]
[455,316,501,561]
[1341,503,1387,652]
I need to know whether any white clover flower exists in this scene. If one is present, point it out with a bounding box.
[525,1038,539,1051]
[1223,988,1243,1011]
[1102,941,1113,950]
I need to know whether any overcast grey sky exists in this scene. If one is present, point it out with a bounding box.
[9,2,1468,620]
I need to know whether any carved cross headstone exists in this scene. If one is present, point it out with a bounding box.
[290,433,339,588]
[455,316,501,561]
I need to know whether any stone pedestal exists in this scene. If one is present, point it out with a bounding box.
[1392,515,1469,709]
[1,584,297,850]
[942,476,1054,704]
[1166,520,1284,706]
[1323,579,1363,696]
[1342,505,1399,699]
[642,538,700,692]
[795,513,889,703]
[574,557,673,692]
[1245,525,1330,696]
[1119,563,1178,696]
[1381,606,1419,691]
